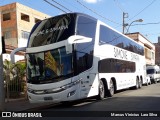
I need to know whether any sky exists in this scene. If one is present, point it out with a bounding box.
[1,0,160,43]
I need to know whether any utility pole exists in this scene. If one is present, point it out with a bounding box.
[0,13,5,111]
[122,12,128,34]
[122,12,125,34]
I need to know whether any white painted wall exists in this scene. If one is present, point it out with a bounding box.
[3,54,24,62]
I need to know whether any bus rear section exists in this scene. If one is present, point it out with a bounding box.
[97,21,146,93]
[146,65,160,83]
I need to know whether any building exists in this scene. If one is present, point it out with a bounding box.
[0,2,50,61]
[154,37,160,66]
[126,32,155,66]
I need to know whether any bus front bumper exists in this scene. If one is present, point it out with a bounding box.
[27,85,80,103]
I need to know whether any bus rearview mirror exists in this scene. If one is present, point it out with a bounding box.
[66,35,92,54]
[10,47,26,63]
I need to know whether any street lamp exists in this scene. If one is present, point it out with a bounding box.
[126,19,143,33]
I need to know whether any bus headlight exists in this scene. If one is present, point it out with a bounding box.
[61,79,80,90]
[27,79,81,95]
[28,88,45,94]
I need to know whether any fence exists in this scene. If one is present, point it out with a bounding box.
[3,60,27,102]
[5,79,27,101]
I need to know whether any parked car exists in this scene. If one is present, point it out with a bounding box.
[146,65,160,84]
[146,74,151,85]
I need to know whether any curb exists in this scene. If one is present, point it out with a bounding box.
[23,103,60,111]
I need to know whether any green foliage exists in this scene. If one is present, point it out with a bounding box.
[3,60,26,98]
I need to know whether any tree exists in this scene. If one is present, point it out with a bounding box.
[3,60,26,98]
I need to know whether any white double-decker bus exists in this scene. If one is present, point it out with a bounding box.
[12,13,146,103]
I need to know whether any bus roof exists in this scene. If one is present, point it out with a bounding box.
[40,12,97,22]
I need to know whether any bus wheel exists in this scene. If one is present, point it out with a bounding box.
[146,81,148,86]
[107,80,114,97]
[97,79,105,100]
[154,79,157,84]
[139,79,142,88]
[134,78,139,89]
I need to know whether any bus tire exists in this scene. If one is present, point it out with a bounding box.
[139,79,142,88]
[106,80,114,97]
[154,79,157,84]
[146,81,148,86]
[149,81,151,85]
[134,78,139,89]
[97,79,105,100]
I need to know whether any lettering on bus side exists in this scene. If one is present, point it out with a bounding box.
[33,25,69,37]
[114,47,127,60]
[131,53,139,61]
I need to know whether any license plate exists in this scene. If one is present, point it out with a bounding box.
[44,97,53,101]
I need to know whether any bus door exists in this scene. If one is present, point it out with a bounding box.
[79,72,90,98]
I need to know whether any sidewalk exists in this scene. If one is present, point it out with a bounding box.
[5,98,56,111]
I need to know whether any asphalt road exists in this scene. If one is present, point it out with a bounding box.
[39,83,160,120]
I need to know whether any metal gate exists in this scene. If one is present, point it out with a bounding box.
[5,78,27,101]
[3,60,27,101]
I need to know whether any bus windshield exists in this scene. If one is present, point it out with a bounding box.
[26,47,73,83]
[147,69,155,74]
[26,13,97,84]
[28,14,75,47]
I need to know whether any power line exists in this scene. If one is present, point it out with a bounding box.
[128,0,157,21]
[63,0,84,12]
[43,0,67,13]
[145,32,160,36]
[76,0,121,25]
[130,21,160,26]
[51,0,72,12]
[114,0,125,13]
[116,20,160,30]
[20,0,54,17]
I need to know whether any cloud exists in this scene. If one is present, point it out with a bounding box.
[83,0,102,4]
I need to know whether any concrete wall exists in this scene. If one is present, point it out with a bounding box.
[16,2,50,47]
[126,32,155,65]
[1,3,18,47]
[0,2,51,62]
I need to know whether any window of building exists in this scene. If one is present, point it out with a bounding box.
[145,48,151,59]
[3,13,11,21]
[35,18,41,23]
[4,31,12,39]
[21,31,30,39]
[21,13,30,22]
[152,52,155,59]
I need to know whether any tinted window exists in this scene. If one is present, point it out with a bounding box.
[76,16,96,38]
[99,25,144,55]
[75,16,96,74]
[75,42,94,74]
[28,14,76,47]
[147,69,155,74]
[26,47,73,84]
[98,58,136,73]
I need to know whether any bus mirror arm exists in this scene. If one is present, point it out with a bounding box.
[10,47,26,64]
[66,35,92,54]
